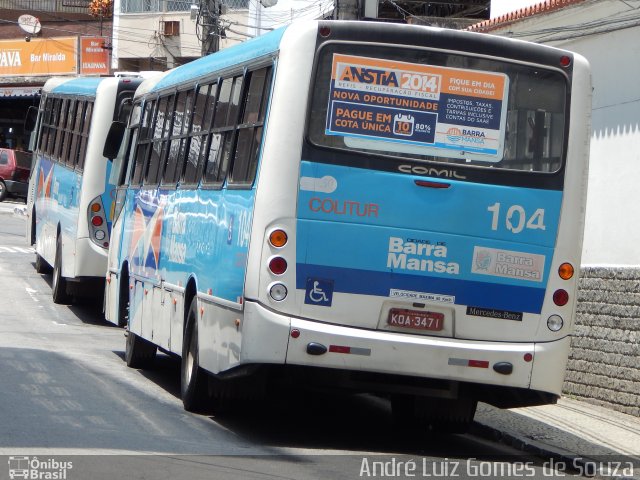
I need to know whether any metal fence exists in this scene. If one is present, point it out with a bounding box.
[0,0,91,14]
[0,0,247,13]
[120,0,193,12]
[220,0,248,9]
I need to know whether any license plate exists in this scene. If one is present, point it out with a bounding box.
[388,308,444,331]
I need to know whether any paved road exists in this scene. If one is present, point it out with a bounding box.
[0,200,575,480]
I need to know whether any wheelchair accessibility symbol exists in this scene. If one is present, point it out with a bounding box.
[305,278,334,306]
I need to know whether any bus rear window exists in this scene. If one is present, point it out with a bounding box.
[308,44,568,173]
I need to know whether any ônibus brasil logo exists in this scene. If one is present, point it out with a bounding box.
[8,456,73,479]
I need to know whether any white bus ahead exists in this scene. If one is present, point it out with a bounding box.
[26,76,144,303]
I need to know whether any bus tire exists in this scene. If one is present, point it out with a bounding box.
[35,253,52,274]
[117,268,130,328]
[181,297,210,412]
[391,395,477,434]
[0,180,7,202]
[30,208,36,246]
[52,236,72,304]
[207,373,257,415]
[125,330,156,369]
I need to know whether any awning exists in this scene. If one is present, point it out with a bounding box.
[0,86,41,97]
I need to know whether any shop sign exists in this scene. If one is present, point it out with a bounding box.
[0,37,77,77]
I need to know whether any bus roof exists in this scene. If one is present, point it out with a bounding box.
[149,25,287,93]
[46,76,106,96]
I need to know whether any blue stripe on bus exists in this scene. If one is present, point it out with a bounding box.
[51,77,103,96]
[152,27,287,92]
[296,263,546,314]
[298,161,562,248]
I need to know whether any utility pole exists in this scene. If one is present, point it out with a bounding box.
[335,0,360,19]
[200,0,221,55]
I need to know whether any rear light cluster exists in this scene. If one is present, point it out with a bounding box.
[88,196,109,248]
[267,229,288,302]
[548,262,574,332]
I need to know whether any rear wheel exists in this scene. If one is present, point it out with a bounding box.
[0,180,7,202]
[35,253,52,274]
[125,330,157,369]
[392,395,477,434]
[30,207,36,245]
[52,236,71,304]
[181,297,210,412]
[117,269,130,328]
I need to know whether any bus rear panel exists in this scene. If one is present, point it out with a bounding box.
[245,22,590,411]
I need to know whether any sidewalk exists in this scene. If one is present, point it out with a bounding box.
[473,397,640,476]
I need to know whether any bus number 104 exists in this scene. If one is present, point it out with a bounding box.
[487,202,546,234]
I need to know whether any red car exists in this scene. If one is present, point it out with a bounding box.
[0,148,31,202]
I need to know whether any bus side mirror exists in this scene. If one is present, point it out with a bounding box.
[24,106,38,133]
[103,121,126,161]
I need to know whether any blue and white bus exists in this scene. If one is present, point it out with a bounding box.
[104,21,591,431]
[26,76,144,304]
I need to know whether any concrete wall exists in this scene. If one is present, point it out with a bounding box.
[567,268,640,416]
[479,0,640,415]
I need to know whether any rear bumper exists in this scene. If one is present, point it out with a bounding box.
[4,180,28,197]
[73,237,108,278]
[241,301,569,397]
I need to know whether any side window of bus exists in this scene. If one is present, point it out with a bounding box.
[77,102,93,172]
[63,100,77,167]
[119,103,142,187]
[228,66,273,187]
[118,98,133,124]
[70,101,85,170]
[203,75,243,186]
[47,98,58,157]
[47,98,61,156]
[131,100,155,186]
[145,95,173,186]
[38,96,52,152]
[175,89,194,182]
[182,84,211,185]
[162,90,192,187]
[55,99,69,162]
[158,94,176,182]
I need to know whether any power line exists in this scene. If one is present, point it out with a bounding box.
[502,5,640,43]
[0,16,204,56]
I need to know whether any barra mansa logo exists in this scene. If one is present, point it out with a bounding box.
[339,66,399,87]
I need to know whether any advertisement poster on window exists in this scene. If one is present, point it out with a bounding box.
[0,37,77,76]
[325,54,509,161]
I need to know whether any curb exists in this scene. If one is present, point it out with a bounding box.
[470,421,616,477]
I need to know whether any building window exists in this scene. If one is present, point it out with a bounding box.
[166,0,191,12]
[121,0,160,13]
[121,0,189,12]
[161,20,180,36]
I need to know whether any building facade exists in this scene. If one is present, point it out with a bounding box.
[112,0,250,71]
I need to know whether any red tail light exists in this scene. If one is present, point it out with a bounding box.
[88,196,109,248]
[268,257,287,275]
[553,289,569,306]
